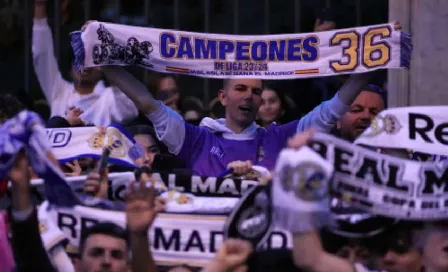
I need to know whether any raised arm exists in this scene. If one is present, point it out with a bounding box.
[292,232,355,272]
[102,66,186,154]
[297,73,371,133]
[277,132,357,272]
[126,177,165,272]
[33,0,72,105]
[102,66,160,114]
[8,150,57,272]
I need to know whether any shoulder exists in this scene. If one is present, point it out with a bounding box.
[184,121,214,138]
[266,120,300,135]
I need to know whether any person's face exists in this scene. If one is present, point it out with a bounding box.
[133,134,160,168]
[219,79,263,129]
[72,66,102,90]
[258,89,283,126]
[159,76,177,92]
[377,230,422,272]
[422,223,448,272]
[80,234,128,272]
[157,77,179,111]
[337,91,385,142]
[336,244,373,265]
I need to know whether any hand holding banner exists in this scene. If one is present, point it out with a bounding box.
[72,21,412,79]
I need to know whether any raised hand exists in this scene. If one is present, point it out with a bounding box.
[64,159,82,177]
[205,239,253,272]
[83,170,108,199]
[227,160,253,176]
[314,18,336,32]
[65,106,84,126]
[125,179,165,234]
[287,129,314,149]
[392,20,402,31]
[81,20,98,32]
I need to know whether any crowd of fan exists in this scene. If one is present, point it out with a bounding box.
[1,1,447,272]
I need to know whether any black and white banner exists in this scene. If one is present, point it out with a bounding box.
[311,132,448,220]
[1,172,258,214]
[354,106,448,157]
[38,201,292,267]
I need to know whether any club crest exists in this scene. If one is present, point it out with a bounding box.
[87,127,126,158]
[362,114,402,138]
[279,162,329,202]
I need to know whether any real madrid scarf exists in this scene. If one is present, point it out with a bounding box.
[311,132,448,220]
[271,146,335,233]
[355,106,448,158]
[271,132,448,223]
[0,111,125,210]
[47,125,139,167]
[71,22,412,79]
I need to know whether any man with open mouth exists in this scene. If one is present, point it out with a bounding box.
[100,63,372,177]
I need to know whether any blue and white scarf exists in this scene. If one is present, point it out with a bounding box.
[71,22,412,79]
[0,111,124,209]
[47,125,141,167]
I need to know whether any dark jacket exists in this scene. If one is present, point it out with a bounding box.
[8,208,56,272]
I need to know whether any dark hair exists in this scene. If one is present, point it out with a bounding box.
[79,222,129,255]
[363,84,387,107]
[127,125,156,138]
[209,97,226,119]
[0,93,25,124]
[127,125,169,154]
[258,84,294,125]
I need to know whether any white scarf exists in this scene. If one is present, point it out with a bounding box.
[72,22,412,79]
[355,106,448,157]
[38,201,292,267]
[47,125,138,167]
[272,146,334,233]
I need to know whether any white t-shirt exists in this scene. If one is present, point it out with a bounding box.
[32,18,138,126]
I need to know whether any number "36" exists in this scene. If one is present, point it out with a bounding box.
[329,25,392,72]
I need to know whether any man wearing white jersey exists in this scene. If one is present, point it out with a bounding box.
[33,0,138,126]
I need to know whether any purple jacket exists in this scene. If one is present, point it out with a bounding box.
[147,93,348,176]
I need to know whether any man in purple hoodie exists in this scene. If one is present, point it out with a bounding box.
[103,67,370,176]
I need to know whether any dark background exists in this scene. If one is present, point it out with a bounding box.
[0,0,388,115]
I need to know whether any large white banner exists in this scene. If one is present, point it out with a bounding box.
[39,202,292,267]
[72,22,411,79]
